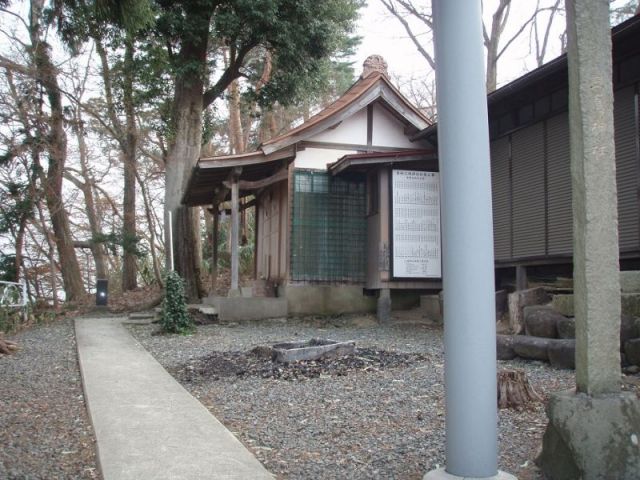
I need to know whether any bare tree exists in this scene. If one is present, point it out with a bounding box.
[27,0,85,301]
[380,0,565,92]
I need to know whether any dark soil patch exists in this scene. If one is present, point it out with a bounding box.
[172,347,429,383]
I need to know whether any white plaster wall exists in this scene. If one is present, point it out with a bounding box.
[294,147,357,170]
[372,104,416,148]
[310,108,367,144]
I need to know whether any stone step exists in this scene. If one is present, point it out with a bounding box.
[122,311,156,325]
[128,312,156,320]
[187,304,218,316]
[551,292,640,318]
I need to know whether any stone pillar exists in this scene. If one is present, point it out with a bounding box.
[426,1,513,479]
[538,3,640,479]
[377,288,391,323]
[566,0,621,395]
[230,179,240,296]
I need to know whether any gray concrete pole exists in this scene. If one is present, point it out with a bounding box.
[230,180,240,293]
[565,0,621,395]
[430,0,498,477]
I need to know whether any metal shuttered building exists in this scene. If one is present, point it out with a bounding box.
[614,86,640,253]
[545,112,572,256]
[511,123,546,258]
[491,137,512,261]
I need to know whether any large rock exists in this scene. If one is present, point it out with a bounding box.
[620,314,640,345]
[624,338,640,367]
[523,305,562,338]
[538,391,640,480]
[512,335,550,361]
[551,294,574,316]
[496,334,516,360]
[547,339,576,369]
[508,287,550,334]
[557,317,576,339]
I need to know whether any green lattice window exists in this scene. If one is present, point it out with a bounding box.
[291,170,367,283]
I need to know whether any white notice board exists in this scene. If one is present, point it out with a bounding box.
[391,170,441,278]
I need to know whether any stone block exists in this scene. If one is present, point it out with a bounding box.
[551,294,574,317]
[508,287,550,334]
[620,271,640,293]
[207,296,287,322]
[523,305,562,338]
[496,334,517,360]
[625,338,640,367]
[557,317,576,339]
[512,335,550,361]
[547,339,576,369]
[621,293,640,317]
[420,294,442,322]
[272,339,355,363]
[283,285,376,316]
[538,391,640,480]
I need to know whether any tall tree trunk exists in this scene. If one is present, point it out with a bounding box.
[136,170,163,286]
[14,219,27,281]
[74,108,108,280]
[165,28,209,301]
[30,0,85,301]
[121,34,138,291]
[35,202,60,308]
[229,79,245,154]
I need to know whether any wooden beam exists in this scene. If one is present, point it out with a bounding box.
[212,167,242,205]
[216,198,257,216]
[223,168,288,191]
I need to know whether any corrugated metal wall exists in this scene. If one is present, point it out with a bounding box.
[511,123,546,257]
[545,113,572,255]
[491,85,639,263]
[490,137,511,260]
[614,86,639,252]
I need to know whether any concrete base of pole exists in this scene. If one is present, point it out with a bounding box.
[424,467,517,480]
[227,288,242,298]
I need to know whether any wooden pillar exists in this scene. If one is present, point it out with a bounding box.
[230,179,240,295]
[211,205,219,294]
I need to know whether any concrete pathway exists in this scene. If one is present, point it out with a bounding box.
[75,316,273,480]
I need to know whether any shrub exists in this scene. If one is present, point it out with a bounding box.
[160,271,194,334]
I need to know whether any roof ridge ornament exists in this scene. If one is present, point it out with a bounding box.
[361,55,388,79]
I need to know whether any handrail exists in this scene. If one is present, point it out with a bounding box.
[0,280,27,308]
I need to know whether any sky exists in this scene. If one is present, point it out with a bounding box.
[351,0,567,90]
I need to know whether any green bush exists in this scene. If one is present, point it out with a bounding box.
[160,271,194,334]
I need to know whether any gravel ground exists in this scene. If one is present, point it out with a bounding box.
[128,314,584,480]
[0,319,100,480]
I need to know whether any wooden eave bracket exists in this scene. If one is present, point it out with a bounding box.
[223,166,288,191]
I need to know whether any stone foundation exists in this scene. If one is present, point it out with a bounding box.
[538,391,640,479]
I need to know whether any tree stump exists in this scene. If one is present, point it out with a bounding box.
[497,368,542,409]
[0,332,18,356]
